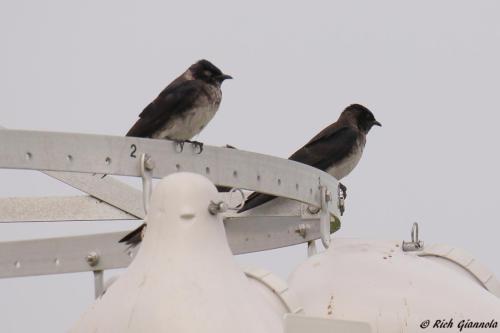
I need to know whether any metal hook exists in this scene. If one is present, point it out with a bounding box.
[402,222,424,252]
[140,153,154,214]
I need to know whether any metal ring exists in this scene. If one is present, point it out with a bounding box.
[228,188,245,210]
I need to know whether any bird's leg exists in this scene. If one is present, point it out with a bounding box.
[337,182,347,216]
[174,140,185,153]
[185,140,204,154]
[339,182,347,199]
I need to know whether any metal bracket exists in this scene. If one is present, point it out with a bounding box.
[85,251,104,299]
[402,222,424,252]
[140,153,154,214]
[319,185,331,248]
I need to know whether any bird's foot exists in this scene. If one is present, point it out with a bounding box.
[186,140,204,154]
[339,182,347,199]
[174,140,185,153]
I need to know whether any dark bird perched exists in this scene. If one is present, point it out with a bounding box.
[119,59,232,247]
[126,59,232,150]
[238,104,381,213]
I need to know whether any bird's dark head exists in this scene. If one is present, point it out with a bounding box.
[341,104,381,133]
[189,59,232,85]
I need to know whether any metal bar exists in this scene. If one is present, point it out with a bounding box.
[0,196,136,222]
[93,270,104,299]
[0,215,322,279]
[42,171,145,219]
[0,129,340,216]
[0,125,145,219]
[0,232,136,279]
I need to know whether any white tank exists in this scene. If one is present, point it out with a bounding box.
[288,238,500,332]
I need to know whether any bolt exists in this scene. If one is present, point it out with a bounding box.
[144,155,155,170]
[208,201,228,215]
[86,251,99,267]
[295,223,310,238]
[325,190,332,202]
[307,205,320,215]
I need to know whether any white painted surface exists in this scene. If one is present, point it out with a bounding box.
[288,239,500,332]
[284,314,371,333]
[70,173,282,333]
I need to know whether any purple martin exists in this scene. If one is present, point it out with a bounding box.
[119,59,231,247]
[238,104,381,213]
[126,59,232,148]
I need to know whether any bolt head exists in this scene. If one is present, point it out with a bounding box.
[144,157,155,171]
[86,251,99,267]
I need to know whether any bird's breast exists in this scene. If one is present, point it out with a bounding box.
[326,138,366,180]
[153,104,219,141]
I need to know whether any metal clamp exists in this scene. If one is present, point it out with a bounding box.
[402,222,424,252]
[140,153,154,214]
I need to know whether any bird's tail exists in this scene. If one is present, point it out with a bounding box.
[119,224,146,247]
[237,192,276,213]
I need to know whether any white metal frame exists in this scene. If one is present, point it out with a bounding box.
[0,129,342,295]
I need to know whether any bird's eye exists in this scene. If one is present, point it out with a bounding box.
[203,70,212,77]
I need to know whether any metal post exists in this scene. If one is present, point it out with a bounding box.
[93,270,104,299]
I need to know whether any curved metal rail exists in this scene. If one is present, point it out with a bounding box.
[0,129,342,292]
[0,129,340,216]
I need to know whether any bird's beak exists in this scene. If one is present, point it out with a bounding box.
[218,74,233,81]
[373,120,382,127]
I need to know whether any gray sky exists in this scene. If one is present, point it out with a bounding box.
[1,1,500,331]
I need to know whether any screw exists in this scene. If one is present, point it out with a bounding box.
[86,251,99,267]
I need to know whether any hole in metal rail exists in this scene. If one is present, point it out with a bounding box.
[105,157,112,165]
[25,152,32,160]
[66,155,73,162]
[205,167,210,174]
[176,164,181,171]
[14,261,21,269]
[233,170,238,177]
[257,174,261,181]
[296,183,299,190]
[277,179,282,186]
[310,188,313,195]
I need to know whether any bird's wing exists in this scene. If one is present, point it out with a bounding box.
[119,223,145,247]
[289,125,358,170]
[126,80,206,137]
[238,125,358,213]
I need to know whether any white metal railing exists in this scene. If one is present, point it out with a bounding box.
[0,129,342,296]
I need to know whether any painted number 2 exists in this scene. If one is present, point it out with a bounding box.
[130,144,137,158]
